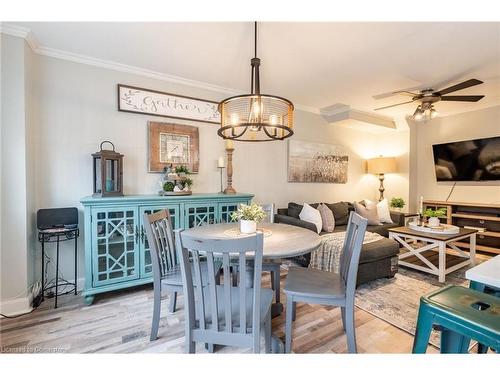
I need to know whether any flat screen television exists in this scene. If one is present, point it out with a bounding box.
[432,136,500,181]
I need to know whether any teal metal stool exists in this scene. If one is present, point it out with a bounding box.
[413,285,500,354]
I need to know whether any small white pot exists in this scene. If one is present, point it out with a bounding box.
[240,219,257,234]
[428,217,440,227]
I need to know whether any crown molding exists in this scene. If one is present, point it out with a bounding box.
[0,23,321,114]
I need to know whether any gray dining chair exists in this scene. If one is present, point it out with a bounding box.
[175,229,273,353]
[283,211,368,353]
[143,209,222,342]
[259,203,281,307]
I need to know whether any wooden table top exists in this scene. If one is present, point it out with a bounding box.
[388,226,477,241]
[182,223,321,260]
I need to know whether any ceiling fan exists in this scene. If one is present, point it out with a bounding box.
[374,78,485,120]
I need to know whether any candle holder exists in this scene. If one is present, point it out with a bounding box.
[218,166,225,193]
[223,148,236,194]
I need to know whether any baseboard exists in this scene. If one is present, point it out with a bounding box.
[0,294,33,317]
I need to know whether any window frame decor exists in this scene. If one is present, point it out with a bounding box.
[148,122,199,173]
[118,84,221,124]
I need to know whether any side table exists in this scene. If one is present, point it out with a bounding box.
[39,227,79,308]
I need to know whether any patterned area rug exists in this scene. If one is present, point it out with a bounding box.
[355,255,488,348]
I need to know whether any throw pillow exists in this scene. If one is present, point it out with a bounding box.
[365,198,393,224]
[326,202,350,226]
[317,203,335,232]
[287,202,303,219]
[299,203,322,234]
[354,201,382,226]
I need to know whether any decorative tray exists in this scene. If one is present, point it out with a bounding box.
[224,228,273,238]
[158,190,192,196]
[408,222,459,234]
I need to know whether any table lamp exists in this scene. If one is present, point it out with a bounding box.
[366,156,397,201]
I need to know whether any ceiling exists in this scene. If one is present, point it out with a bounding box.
[6,22,500,121]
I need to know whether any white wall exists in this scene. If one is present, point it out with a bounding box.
[0,34,33,314]
[411,105,500,207]
[1,34,411,310]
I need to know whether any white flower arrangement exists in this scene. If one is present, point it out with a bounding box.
[231,203,267,222]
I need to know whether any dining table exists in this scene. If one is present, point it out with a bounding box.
[181,222,322,317]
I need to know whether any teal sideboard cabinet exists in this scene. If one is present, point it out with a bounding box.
[80,193,253,304]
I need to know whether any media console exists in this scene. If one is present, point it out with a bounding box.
[423,200,500,255]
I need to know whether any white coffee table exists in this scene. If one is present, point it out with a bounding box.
[388,226,477,283]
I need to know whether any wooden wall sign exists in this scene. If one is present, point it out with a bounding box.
[118,84,221,124]
[148,122,199,173]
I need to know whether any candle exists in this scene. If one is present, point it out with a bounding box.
[419,196,423,215]
[217,156,225,168]
[225,139,234,149]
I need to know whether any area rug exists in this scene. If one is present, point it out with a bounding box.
[354,255,487,348]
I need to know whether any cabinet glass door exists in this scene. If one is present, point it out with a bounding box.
[185,203,217,228]
[218,202,240,223]
[92,206,139,287]
[139,205,180,278]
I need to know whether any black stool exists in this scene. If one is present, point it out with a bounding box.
[37,207,79,308]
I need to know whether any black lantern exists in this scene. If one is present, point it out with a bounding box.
[92,141,124,197]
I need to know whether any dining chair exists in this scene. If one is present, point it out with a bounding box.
[143,209,222,342]
[283,211,368,353]
[175,229,273,353]
[259,203,281,307]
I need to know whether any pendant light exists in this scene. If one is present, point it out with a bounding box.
[218,22,294,142]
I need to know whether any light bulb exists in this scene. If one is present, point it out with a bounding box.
[230,114,239,126]
[269,114,280,125]
[413,106,424,121]
[430,107,438,119]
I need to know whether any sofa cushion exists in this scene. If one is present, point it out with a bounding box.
[359,237,399,264]
[317,203,335,232]
[326,202,351,226]
[299,203,322,234]
[366,223,400,237]
[354,201,382,225]
[287,202,303,219]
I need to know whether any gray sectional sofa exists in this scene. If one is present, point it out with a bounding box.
[274,201,404,285]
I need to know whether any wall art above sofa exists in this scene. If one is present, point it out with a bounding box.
[287,140,348,183]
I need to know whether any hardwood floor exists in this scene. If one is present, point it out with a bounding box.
[0,272,439,354]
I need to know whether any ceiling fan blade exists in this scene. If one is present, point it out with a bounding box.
[392,90,420,97]
[437,79,483,95]
[440,95,485,102]
[374,100,414,110]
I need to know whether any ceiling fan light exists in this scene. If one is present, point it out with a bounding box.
[430,107,438,119]
[413,106,424,121]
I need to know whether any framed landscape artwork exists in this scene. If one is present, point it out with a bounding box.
[288,140,348,183]
[118,84,221,124]
[148,122,199,173]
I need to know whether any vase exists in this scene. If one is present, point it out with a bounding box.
[428,217,440,227]
[240,219,257,234]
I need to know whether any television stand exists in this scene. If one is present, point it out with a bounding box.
[423,200,500,255]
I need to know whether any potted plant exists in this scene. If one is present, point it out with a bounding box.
[230,203,267,234]
[423,208,447,227]
[174,165,190,178]
[390,197,405,212]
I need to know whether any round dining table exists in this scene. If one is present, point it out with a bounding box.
[182,222,321,259]
[182,222,321,316]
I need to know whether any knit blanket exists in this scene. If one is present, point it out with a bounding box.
[309,231,384,273]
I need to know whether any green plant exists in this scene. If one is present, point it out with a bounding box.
[230,203,267,222]
[390,197,405,209]
[424,208,447,218]
[184,178,193,188]
[175,165,190,174]
[163,181,175,192]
